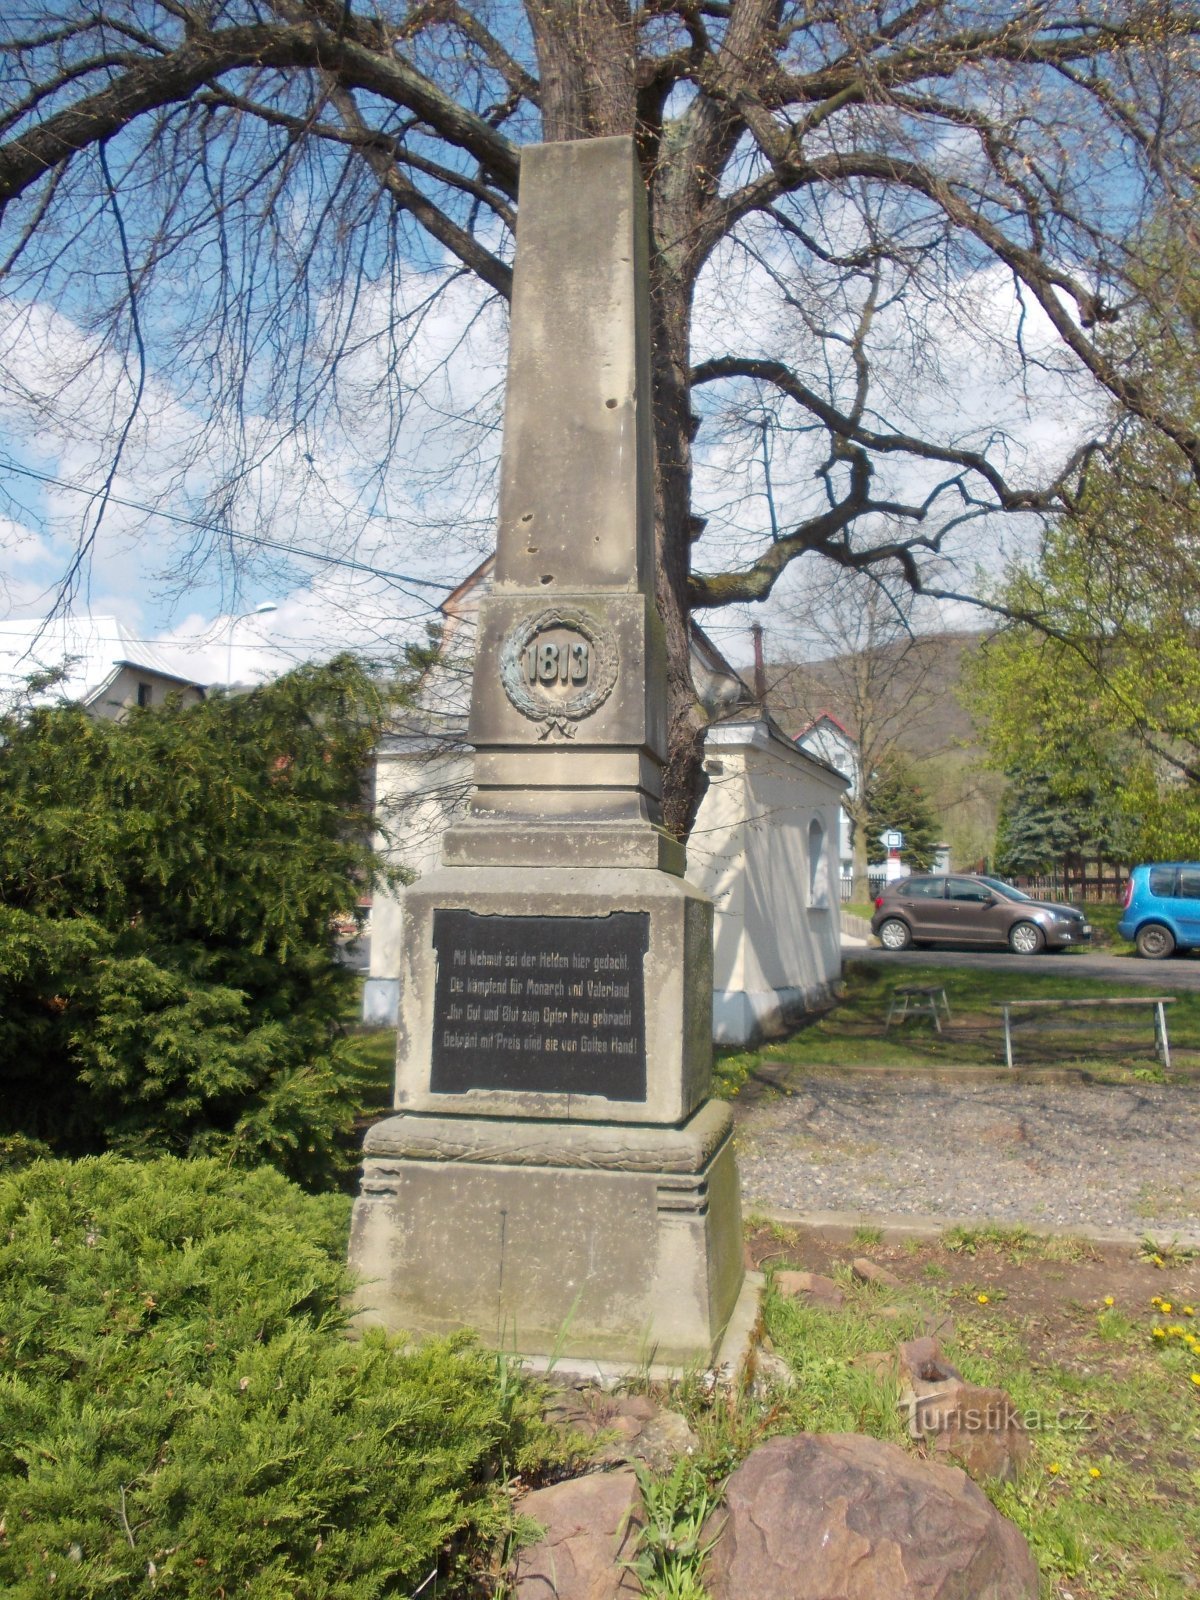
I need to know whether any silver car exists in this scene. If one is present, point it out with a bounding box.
[870,874,1091,954]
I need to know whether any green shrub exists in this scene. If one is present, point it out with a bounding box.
[0,658,409,1187]
[0,1156,555,1597]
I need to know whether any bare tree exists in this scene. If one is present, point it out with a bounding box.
[2,0,1199,831]
[764,568,960,861]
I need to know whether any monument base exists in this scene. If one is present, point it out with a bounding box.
[348,1099,744,1366]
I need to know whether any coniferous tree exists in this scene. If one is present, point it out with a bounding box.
[864,755,941,872]
[0,657,405,1187]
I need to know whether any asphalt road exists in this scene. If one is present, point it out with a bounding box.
[844,942,1200,990]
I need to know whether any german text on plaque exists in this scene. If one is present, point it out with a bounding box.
[430,909,649,1099]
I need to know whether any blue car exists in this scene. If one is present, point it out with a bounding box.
[1118,863,1200,958]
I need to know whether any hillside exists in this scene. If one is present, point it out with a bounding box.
[761,630,1005,868]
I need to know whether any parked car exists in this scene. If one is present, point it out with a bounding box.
[1118,863,1200,958]
[871,874,1091,954]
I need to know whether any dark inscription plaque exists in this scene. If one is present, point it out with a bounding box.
[430,909,649,1099]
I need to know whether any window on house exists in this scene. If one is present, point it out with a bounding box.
[136,682,152,707]
[808,816,826,905]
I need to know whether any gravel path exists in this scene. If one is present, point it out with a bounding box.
[735,1074,1200,1235]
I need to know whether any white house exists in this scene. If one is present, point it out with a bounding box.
[366,561,848,1045]
[0,615,206,717]
[691,716,846,1042]
[794,711,859,892]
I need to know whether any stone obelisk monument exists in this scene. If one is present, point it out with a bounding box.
[349,136,744,1366]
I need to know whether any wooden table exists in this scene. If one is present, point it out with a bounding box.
[885,984,952,1033]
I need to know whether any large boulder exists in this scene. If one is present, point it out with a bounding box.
[511,1469,644,1599]
[703,1433,1038,1600]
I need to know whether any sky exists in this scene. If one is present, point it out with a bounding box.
[0,167,1106,688]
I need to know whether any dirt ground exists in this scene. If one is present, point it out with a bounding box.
[746,1222,1200,1366]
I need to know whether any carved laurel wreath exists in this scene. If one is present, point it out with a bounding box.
[499,606,618,738]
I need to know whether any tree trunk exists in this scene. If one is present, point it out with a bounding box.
[650,268,708,838]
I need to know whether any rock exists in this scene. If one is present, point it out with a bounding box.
[702,1433,1038,1600]
[543,1387,697,1472]
[852,1257,903,1288]
[749,1349,795,1395]
[849,1349,897,1380]
[875,1306,956,1340]
[911,1382,1032,1484]
[895,1337,1030,1483]
[897,1335,961,1391]
[627,1410,699,1473]
[512,1470,644,1599]
[774,1269,845,1308]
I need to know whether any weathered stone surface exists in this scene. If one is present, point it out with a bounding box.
[348,134,744,1372]
[848,1349,897,1380]
[774,1269,845,1308]
[512,1470,644,1599]
[702,1433,1038,1600]
[749,1350,796,1395]
[852,1257,903,1288]
[875,1306,956,1340]
[350,1101,743,1363]
[389,866,715,1126]
[897,1335,960,1391]
[896,1337,1031,1483]
[920,1383,1033,1483]
[543,1390,698,1472]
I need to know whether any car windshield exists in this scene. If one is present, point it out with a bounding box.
[978,876,1034,902]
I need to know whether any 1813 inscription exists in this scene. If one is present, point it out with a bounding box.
[430,908,649,1099]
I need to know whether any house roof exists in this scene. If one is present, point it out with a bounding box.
[794,709,854,743]
[0,615,206,707]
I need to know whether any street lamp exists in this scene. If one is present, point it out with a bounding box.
[225,600,278,685]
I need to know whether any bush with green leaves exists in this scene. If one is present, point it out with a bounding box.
[0,656,406,1187]
[0,1155,556,1598]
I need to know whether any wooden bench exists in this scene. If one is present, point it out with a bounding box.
[885,984,951,1033]
[997,996,1175,1070]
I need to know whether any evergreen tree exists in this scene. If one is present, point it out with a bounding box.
[865,755,941,872]
[0,657,405,1188]
[994,769,1135,877]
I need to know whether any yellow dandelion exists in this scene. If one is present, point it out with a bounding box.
[1103,1295,1115,1308]
[1161,1302,1173,1314]
[1190,1374,1200,1388]
[1168,1325,1185,1337]
[1153,1327,1167,1340]
[977,1293,990,1305]
[1047,1462,1061,1474]
[1089,1467,1102,1479]
[1184,1306,1195,1317]
[1151,1296,1163,1307]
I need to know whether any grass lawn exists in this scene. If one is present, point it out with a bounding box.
[714,958,1200,1094]
[714,1220,1200,1600]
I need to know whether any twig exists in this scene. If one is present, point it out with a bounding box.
[118,1484,136,1549]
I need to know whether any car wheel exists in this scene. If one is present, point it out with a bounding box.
[1135,923,1176,960]
[1008,921,1045,955]
[878,918,912,951]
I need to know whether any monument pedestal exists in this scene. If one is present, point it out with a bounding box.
[348,136,747,1370]
[350,1100,743,1365]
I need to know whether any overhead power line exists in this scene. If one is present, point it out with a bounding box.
[0,457,457,592]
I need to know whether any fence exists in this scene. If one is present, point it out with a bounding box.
[844,868,1130,905]
[1012,871,1129,903]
